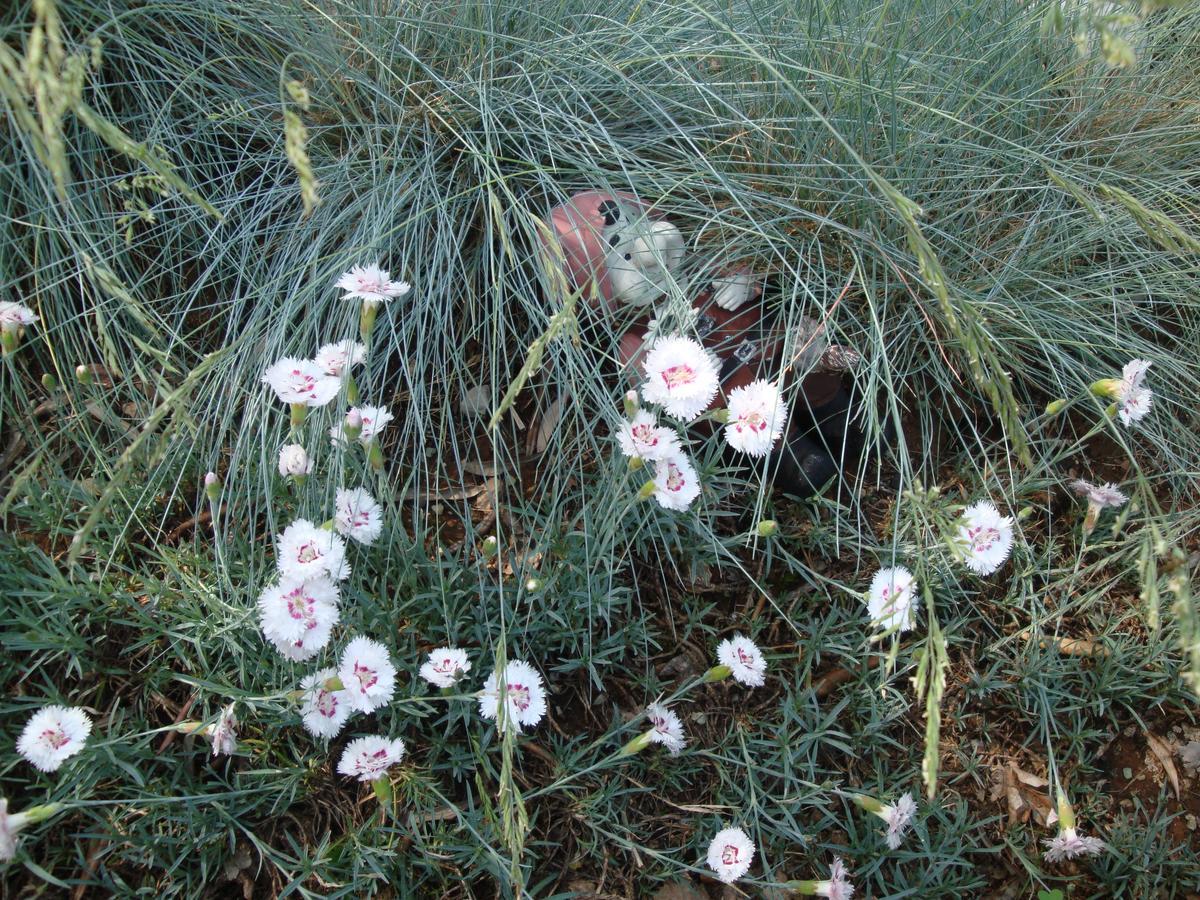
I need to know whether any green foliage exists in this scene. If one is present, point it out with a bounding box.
[1,0,1199,896]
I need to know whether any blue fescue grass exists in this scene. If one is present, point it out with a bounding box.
[1,0,1199,896]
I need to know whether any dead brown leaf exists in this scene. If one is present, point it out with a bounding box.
[1019,631,1110,657]
[1145,732,1181,800]
[992,762,1053,826]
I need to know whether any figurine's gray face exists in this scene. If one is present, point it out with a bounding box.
[598,200,684,307]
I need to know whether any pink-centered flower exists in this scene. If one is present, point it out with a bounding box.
[815,858,855,899]
[716,635,767,687]
[1044,826,1107,863]
[277,520,350,582]
[258,576,340,648]
[330,405,394,446]
[315,340,366,377]
[881,793,917,849]
[335,263,411,306]
[206,705,238,758]
[866,566,919,633]
[645,702,686,755]
[616,409,680,461]
[0,301,38,328]
[338,637,397,713]
[724,380,787,457]
[336,735,406,781]
[1070,479,1127,509]
[0,798,61,863]
[334,487,383,546]
[419,647,472,689]
[299,668,354,739]
[262,357,340,407]
[16,706,92,773]
[479,660,547,733]
[641,335,720,421]
[649,451,701,511]
[706,826,755,883]
[1115,359,1152,426]
[955,500,1015,575]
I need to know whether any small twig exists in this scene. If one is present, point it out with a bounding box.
[155,694,198,753]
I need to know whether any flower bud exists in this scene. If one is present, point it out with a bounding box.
[481,535,499,557]
[627,456,644,471]
[359,301,379,344]
[1055,790,1075,831]
[618,728,656,757]
[278,443,312,478]
[636,479,657,501]
[204,471,221,502]
[1043,398,1068,417]
[756,519,778,538]
[344,408,363,443]
[322,675,345,692]
[525,577,542,593]
[372,776,393,805]
[1089,378,1122,401]
[851,793,884,814]
[41,373,57,391]
[623,390,639,418]
[75,364,92,385]
[701,664,732,683]
[367,440,384,471]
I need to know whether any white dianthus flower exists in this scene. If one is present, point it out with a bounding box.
[478,660,547,733]
[866,566,919,633]
[330,405,394,446]
[299,668,354,739]
[649,451,701,511]
[1044,826,1107,863]
[955,500,1015,575]
[419,648,472,689]
[336,735,406,781]
[276,520,350,582]
[277,444,312,477]
[1070,479,1127,509]
[616,409,680,461]
[335,263,411,307]
[206,705,238,758]
[338,637,398,713]
[645,702,686,755]
[314,340,366,377]
[262,357,340,407]
[641,335,720,421]
[1115,358,1152,426]
[716,635,767,687]
[706,826,755,883]
[723,380,787,457]
[334,487,383,546]
[0,301,38,327]
[258,576,340,648]
[16,706,92,772]
[881,793,917,849]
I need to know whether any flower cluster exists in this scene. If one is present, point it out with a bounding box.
[617,332,788,512]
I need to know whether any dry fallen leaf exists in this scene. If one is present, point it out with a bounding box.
[992,762,1053,826]
[1146,732,1181,800]
[1019,631,1110,657]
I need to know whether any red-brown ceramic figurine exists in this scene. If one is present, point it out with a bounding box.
[544,189,865,497]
